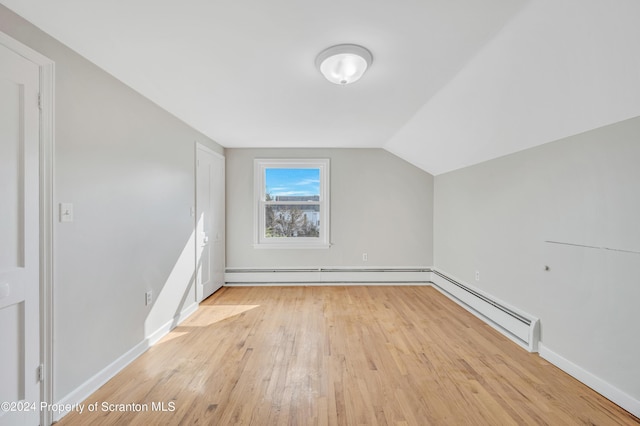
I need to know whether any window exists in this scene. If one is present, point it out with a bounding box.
[254,159,330,248]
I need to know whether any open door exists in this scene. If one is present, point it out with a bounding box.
[0,40,41,426]
[195,145,225,302]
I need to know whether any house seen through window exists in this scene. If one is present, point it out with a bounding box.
[254,159,330,248]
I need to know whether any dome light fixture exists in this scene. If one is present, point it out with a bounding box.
[315,44,373,85]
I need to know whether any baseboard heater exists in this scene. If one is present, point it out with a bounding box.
[430,269,540,352]
[225,267,432,285]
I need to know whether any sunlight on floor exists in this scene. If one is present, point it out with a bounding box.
[183,305,260,327]
[154,304,259,346]
[156,331,190,344]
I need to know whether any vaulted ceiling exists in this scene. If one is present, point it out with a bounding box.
[3,0,640,175]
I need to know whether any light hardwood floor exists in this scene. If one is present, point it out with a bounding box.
[57,286,639,425]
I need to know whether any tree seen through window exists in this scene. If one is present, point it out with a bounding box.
[254,159,330,248]
[264,168,320,238]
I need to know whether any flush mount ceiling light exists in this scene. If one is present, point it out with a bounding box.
[315,44,373,85]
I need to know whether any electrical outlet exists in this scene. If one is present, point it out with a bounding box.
[362,253,368,262]
[475,271,480,281]
[145,291,153,306]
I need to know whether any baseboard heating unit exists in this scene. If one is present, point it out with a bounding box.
[430,269,540,352]
[225,267,432,285]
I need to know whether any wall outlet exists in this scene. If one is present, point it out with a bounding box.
[475,271,480,281]
[145,290,153,306]
[362,253,368,262]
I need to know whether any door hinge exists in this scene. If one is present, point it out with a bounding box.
[37,93,42,110]
[37,364,44,382]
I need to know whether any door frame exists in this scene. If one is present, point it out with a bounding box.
[0,32,55,426]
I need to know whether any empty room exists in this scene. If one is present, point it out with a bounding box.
[1,1,639,425]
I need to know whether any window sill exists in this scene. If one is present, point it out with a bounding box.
[253,243,331,250]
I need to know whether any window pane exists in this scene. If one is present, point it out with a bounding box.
[265,204,320,238]
[255,159,329,247]
[265,168,320,201]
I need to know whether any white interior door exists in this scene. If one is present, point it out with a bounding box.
[196,146,225,302]
[0,42,41,426]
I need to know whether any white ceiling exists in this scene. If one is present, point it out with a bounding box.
[3,0,640,175]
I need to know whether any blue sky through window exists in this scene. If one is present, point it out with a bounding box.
[265,168,320,197]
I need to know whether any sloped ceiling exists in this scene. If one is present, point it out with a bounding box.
[2,0,639,175]
[385,0,640,174]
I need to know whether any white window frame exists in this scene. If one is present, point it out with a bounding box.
[254,158,330,249]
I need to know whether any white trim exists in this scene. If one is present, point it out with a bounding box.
[52,340,150,422]
[225,267,432,285]
[538,343,640,418]
[253,158,330,248]
[0,31,56,426]
[253,243,331,250]
[195,143,224,159]
[146,302,198,345]
[52,302,199,422]
[0,32,53,64]
[194,142,199,302]
[226,281,431,287]
[39,57,55,426]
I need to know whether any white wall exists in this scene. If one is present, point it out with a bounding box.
[0,5,223,403]
[434,117,640,405]
[226,148,433,268]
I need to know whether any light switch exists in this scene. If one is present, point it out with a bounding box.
[60,203,74,222]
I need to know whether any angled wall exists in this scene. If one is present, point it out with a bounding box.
[1,5,223,405]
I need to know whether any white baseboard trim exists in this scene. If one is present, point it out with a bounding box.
[226,281,432,287]
[147,301,198,346]
[53,303,199,422]
[225,267,432,286]
[538,343,640,418]
[52,339,150,422]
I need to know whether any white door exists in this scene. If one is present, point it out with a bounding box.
[195,146,225,302]
[0,43,41,426]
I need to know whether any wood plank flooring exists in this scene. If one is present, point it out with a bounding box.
[57,286,639,425]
